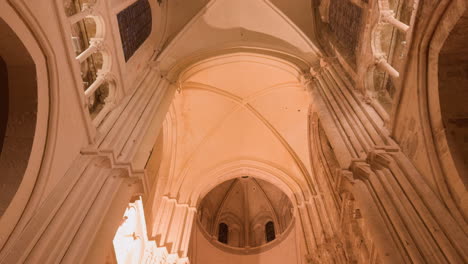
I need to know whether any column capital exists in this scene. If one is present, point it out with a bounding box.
[367,149,395,170]
[89,38,104,51]
[302,56,337,85]
[336,169,355,193]
[300,72,314,87]
[96,71,111,82]
[380,9,395,19]
[83,4,96,15]
[318,56,337,67]
[350,160,373,181]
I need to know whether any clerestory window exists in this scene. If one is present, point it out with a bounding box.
[265,221,275,242]
[218,223,229,244]
[117,0,152,61]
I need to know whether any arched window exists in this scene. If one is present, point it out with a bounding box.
[117,0,152,61]
[218,223,228,244]
[265,221,275,242]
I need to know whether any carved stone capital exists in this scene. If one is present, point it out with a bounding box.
[350,161,372,181]
[367,149,393,169]
[300,72,314,87]
[319,57,336,67]
[307,57,337,81]
[89,39,104,51]
[96,71,111,83]
[380,10,395,21]
[374,53,386,65]
[336,169,355,194]
[83,4,95,15]
[176,80,183,93]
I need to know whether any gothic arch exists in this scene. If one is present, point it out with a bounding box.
[164,47,312,84]
[422,0,468,219]
[0,7,51,251]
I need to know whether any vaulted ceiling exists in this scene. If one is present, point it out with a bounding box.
[161,0,318,49]
[154,0,321,75]
[150,0,320,206]
[163,53,313,203]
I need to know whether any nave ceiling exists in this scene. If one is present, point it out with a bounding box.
[156,53,313,205]
[145,0,324,206]
[150,0,318,56]
[150,0,321,78]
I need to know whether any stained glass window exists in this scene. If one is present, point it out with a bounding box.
[117,0,152,61]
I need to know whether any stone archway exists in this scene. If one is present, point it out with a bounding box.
[424,1,468,218]
[437,9,468,204]
[0,19,38,217]
[0,13,50,252]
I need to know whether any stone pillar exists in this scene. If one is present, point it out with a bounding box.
[157,198,176,246]
[241,179,250,247]
[350,161,407,264]
[167,204,188,254]
[84,71,109,98]
[297,203,317,255]
[349,150,468,263]
[375,56,399,78]
[305,58,468,263]
[179,208,196,257]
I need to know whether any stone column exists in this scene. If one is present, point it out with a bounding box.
[381,10,409,32]
[375,56,399,78]
[349,150,468,263]
[84,71,109,98]
[157,198,176,246]
[350,161,407,264]
[179,208,196,257]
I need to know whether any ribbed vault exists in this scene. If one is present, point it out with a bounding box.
[198,177,293,248]
[158,53,313,205]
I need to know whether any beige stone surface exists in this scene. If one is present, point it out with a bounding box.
[0,0,466,263]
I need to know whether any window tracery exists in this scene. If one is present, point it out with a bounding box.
[64,0,116,127]
[117,0,152,61]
